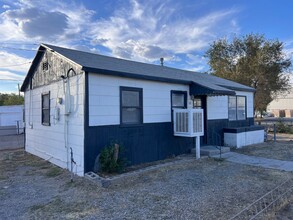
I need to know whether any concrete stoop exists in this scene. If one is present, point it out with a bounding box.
[199,145,230,157]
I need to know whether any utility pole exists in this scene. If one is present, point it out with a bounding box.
[18,83,20,97]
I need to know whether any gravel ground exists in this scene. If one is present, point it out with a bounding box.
[232,133,293,161]
[0,146,292,220]
[0,134,24,151]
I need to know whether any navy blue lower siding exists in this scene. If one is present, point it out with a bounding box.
[206,117,254,145]
[84,122,194,172]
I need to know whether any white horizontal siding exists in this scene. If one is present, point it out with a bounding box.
[207,96,228,120]
[88,73,189,126]
[207,91,254,120]
[24,74,85,176]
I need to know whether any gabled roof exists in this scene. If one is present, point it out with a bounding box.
[21,44,255,94]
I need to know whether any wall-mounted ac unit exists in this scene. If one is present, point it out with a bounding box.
[173,109,204,137]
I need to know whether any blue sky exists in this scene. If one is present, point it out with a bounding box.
[0,0,292,93]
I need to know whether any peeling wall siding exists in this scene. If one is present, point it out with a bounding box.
[32,50,82,89]
[24,50,85,176]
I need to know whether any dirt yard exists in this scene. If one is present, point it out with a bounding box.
[232,133,293,161]
[0,137,292,219]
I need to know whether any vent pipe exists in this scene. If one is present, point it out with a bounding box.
[160,57,164,66]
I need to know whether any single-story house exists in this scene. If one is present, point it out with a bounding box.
[21,44,263,176]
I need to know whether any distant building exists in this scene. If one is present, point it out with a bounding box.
[0,105,24,135]
[267,86,293,117]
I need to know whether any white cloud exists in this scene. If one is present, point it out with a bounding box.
[2,5,10,9]
[0,51,31,72]
[89,0,239,63]
[186,54,207,66]
[0,0,241,73]
[0,0,94,45]
[0,70,24,81]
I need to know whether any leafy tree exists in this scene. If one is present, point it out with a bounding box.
[206,34,292,113]
[0,93,24,106]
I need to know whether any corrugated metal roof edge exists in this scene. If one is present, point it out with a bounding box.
[190,82,235,96]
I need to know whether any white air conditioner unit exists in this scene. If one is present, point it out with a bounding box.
[173,109,204,137]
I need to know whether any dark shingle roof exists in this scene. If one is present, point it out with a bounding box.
[21,44,255,94]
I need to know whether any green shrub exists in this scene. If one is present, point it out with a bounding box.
[99,143,128,173]
[276,121,293,134]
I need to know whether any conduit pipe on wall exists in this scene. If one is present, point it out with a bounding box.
[62,68,76,175]
[28,80,33,129]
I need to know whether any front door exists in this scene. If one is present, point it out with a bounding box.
[193,96,207,145]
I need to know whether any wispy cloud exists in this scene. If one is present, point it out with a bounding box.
[0,51,31,72]
[0,70,24,81]
[89,0,239,62]
[0,0,241,76]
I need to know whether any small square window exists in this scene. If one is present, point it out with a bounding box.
[171,91,187,108]
[42,61,48,71]
[193,98,202,109]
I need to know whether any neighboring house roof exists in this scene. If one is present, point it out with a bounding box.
[21,44,255,94]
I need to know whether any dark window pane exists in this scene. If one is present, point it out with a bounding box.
[120,87,142,125]
[237,96,246,120]
[172,93,184,107]
[42,109,50,124]
[122,90,139,107]
[42,94,49,109]
[122,108,140,124]
[42,93,50,125]
[193,98,202,109]
[228,96,236,120]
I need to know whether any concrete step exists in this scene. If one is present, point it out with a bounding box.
[200,145,230,157]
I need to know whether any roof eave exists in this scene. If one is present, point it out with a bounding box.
[218,85,256,93]
[190,82,236,96]
[20,45,46,92]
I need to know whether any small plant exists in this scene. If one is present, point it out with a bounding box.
[99,143,128,173]
[276,121,293,134]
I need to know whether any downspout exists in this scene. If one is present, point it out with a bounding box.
[62,68,76,174]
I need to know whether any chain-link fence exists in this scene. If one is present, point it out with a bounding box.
[0,124,24,151]
[255,118,293,142]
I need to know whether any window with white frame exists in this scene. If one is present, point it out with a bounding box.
[228,96,246,120]
[120,87,143,125]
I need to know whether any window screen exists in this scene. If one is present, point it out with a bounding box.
[42,92,50,125]
[171,91,187,108]
[120,87,143,125]
[228,96,246,121]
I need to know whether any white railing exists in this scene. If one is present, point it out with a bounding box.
[173,109,204,137]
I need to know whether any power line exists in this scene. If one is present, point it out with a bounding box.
[0,46,37,51]
[0,79,23,81]
[0,62,31,68]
